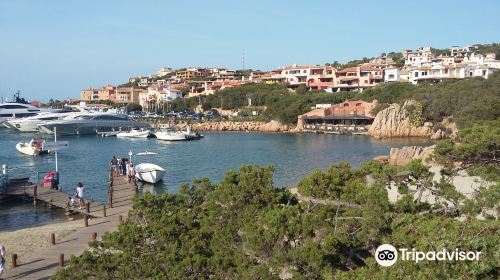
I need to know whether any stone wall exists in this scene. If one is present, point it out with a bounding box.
[175,120,294,133]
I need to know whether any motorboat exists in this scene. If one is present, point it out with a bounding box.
[134,162,166,184]
[131,151,166,184]
[37,113,150,135]
[15,139,50,156]
[117,128,152,138]
[155,129,187,141]
[182,125,204,140]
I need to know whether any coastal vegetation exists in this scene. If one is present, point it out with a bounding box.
[54,126,499,279]
[170,83,356,124]
[360,72,500,129]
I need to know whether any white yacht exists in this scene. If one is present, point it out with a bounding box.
[7,111,75,132]
[0,102,51,126]
[38,113,150,135]
[155,129,187,141]
[117,128,152,138]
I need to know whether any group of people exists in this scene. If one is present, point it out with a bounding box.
[110,156,136,184]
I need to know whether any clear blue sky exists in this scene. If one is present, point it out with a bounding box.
[1,0,499,101]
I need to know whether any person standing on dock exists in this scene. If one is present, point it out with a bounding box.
[117,156,123,176]
[110,156,118,177]
[76,182,85,210]
[120,157,127,176]
[0,244,5,278]
[127,162,136,184]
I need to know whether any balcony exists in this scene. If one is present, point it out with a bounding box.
[369,74,383,80]
[309,81,334,88]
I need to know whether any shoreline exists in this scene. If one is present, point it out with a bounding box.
[0,219,83,261]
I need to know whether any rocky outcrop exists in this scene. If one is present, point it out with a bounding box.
[175,120,293,133]
[430,129,446,140]
[373,155,389,163]
[368,100,433,138]
[388,145,435,166]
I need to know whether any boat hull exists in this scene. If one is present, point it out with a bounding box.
[134,163,166,184]
[38,120,150,135]
[9,120,40,132]
[15,142,48,156]
[155,131,187,141]
[117,130,151,138]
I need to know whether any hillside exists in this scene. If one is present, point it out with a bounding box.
[171,71,500,129]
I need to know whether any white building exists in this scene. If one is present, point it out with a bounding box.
[151,67,173,78]
[159,88,181,102]
[384,68,400,82]
[403,46,434,67]
[280,64,310,86]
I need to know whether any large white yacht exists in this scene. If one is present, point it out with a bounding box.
[37,113,150,135]
[0,102,47,126]
[6,106,91,132]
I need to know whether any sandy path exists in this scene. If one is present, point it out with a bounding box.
[0,220,82,261]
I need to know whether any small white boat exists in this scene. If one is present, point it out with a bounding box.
[134,162,166,184]
[15,139,50,156]
[182,125,204,140]
[155,129,187,141]
[117,128,151,138]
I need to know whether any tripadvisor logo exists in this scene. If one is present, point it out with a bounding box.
[375,244,398,266]
[375,244,481,267]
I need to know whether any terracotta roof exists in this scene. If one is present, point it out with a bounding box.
[280,65,311,70]
[359,66,382,72]
[337,67,358,73]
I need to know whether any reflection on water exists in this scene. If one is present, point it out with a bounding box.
[136,180,167,195]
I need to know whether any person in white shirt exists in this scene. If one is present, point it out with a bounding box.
[76,182,85,210]
[128,162,136,184]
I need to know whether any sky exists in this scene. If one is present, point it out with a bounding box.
[0,0,499,101]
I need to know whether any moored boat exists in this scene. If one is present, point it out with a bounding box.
[182,125,204,140]
[155,129,187,141]
[134,163,166,184]
[117,128,152,138]
[38,113,150,135]
[15,139,50,156]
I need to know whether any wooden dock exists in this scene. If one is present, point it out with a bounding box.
[4,183,110,218]
[1,174,136,280]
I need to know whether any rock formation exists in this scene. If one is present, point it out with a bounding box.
[430,129,446,140]
[368,100,433,138]
[388,145,435,165]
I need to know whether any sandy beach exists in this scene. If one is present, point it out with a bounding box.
[0,220,82,261]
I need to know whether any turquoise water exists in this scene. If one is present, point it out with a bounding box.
[0,128,429,230]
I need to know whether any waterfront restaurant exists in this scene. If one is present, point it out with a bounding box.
[299,100,378,134]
